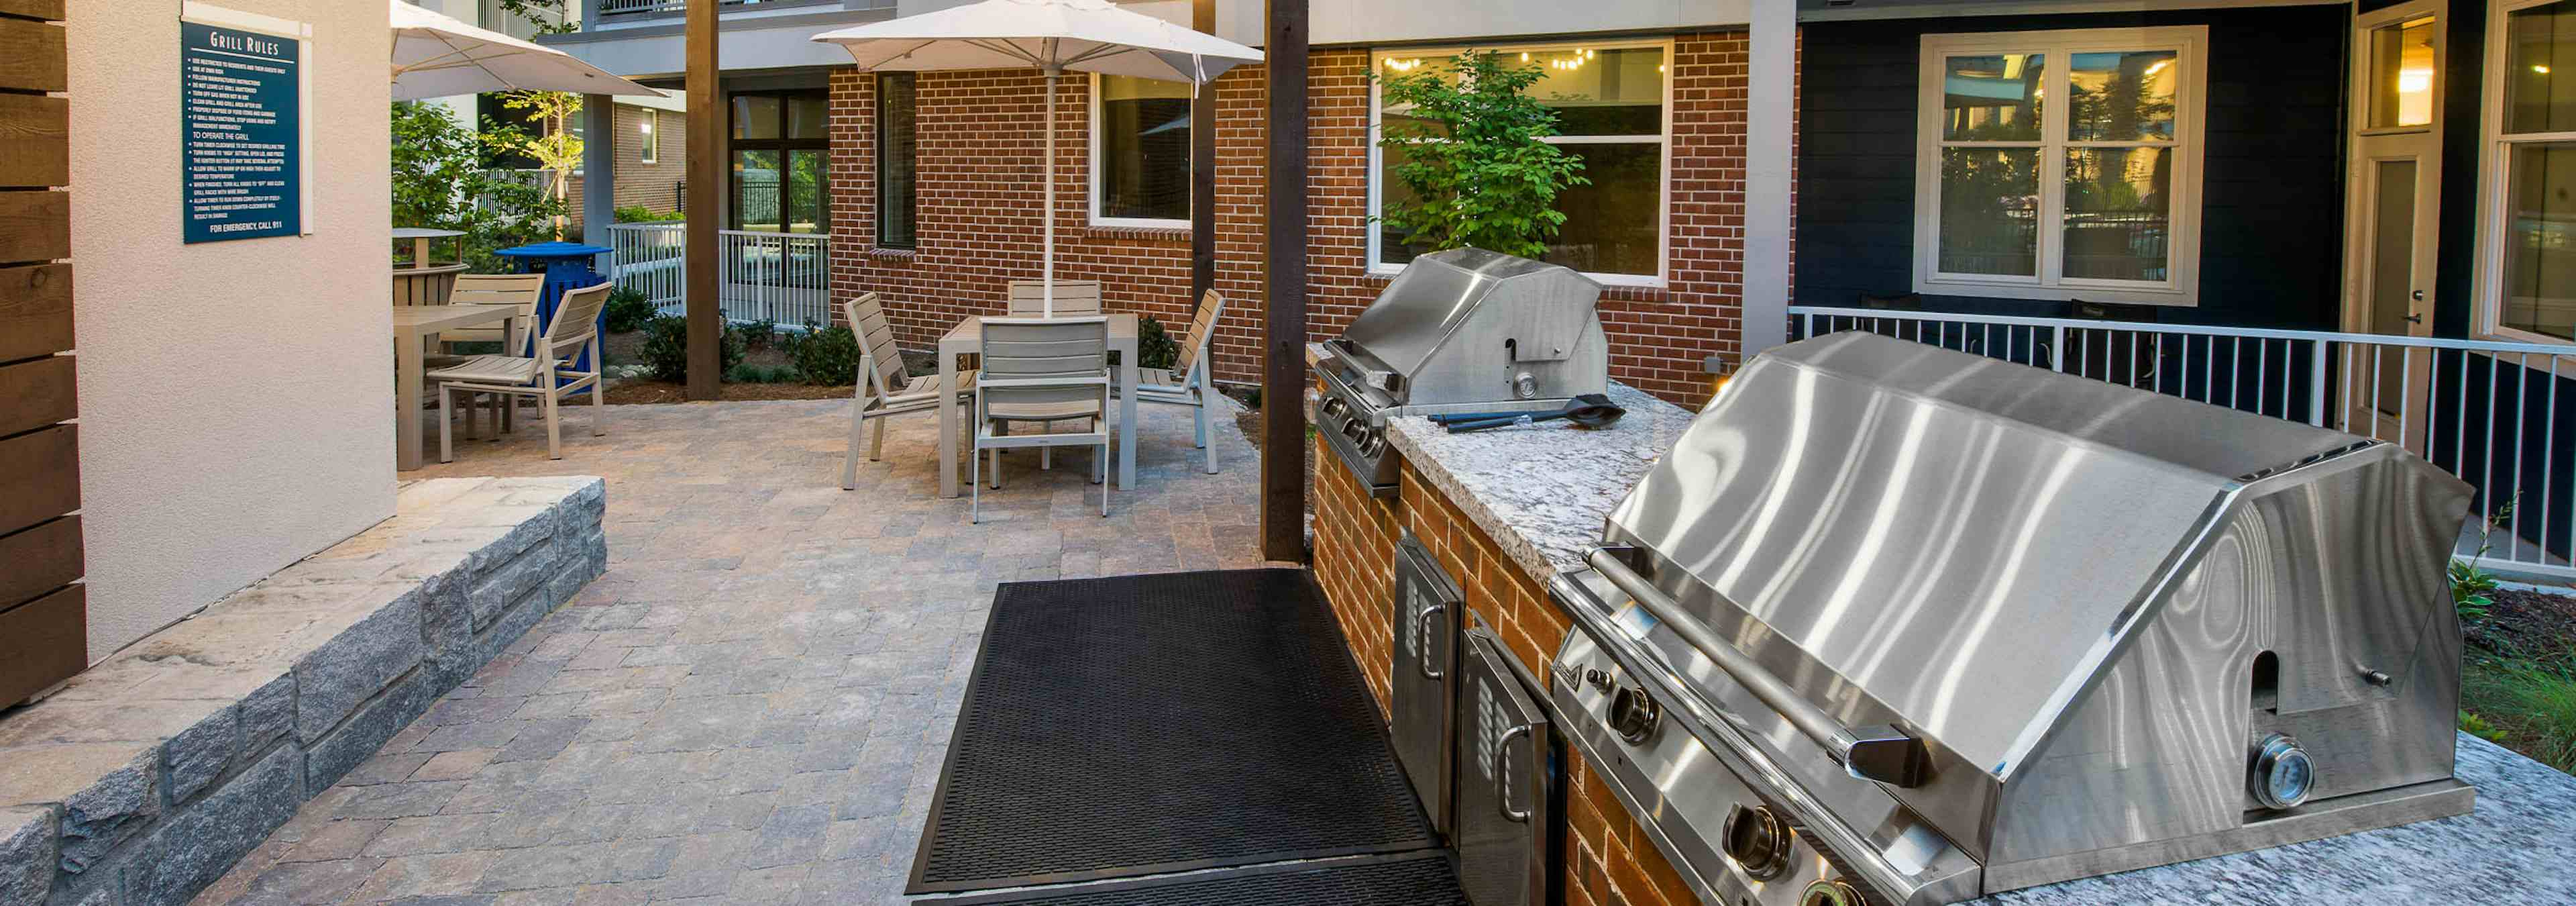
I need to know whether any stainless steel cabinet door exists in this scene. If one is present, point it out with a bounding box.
[1393,532,1462,838]
[1456,627,1552,906]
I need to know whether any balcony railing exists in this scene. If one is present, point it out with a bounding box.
[1790,305,2576,580]
[595,0,880,18]
[604,222,833,330]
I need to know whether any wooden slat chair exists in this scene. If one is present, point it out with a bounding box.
[840,293,976,489]
[438,273,546,357]
[1005,279,1103,316]
[1128,291,1228,473]
[973,316,1112,523]
[432,281,610,462]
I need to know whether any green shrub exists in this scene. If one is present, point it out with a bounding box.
[613,205,684,223]
[2452,560,2500,624]
[743,318,778,351]
[602,287,656,334]
[639,315,743,383]
[1138,315,1180,372]
[725,363,798,384]
[792,324,864,387]
[2461,711,2510,744]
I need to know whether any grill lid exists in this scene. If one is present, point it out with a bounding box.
[1603,332,2369,778]
[1338,248,1600,387]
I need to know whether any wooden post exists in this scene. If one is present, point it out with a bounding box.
[1260,0,1307,562]
[683,0,721,400]
[0,0,84,708]
[1188,0,1216,309]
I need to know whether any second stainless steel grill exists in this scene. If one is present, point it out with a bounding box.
[1548,332,2477,905]
[1312,248,1606,496]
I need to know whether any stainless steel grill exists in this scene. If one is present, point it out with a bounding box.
[1548,332,2477,905]
[1311,248,1605,496]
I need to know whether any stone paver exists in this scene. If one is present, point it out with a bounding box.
[195,396,1273,905]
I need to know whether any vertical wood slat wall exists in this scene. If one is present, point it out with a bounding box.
[0,0,83,708]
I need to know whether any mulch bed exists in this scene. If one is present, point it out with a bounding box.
[2471,587,2576,660]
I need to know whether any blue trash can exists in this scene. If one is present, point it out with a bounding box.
[494,241,614,386]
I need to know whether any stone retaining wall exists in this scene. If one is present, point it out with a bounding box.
[0,477,606,906]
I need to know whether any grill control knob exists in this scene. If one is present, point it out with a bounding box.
[1800,879,1867,906]
[1609,685,1660,744]
[1321,397,1347,418]
[1721,805,1792,880]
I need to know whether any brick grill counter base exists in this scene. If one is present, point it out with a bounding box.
[1310,437,1701,906]
[0,477,606,906]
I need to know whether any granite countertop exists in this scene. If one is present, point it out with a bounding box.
[1378,380,2576,905]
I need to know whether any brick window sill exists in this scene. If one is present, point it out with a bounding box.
[865,247,919,261]
[1081,225,1191,242]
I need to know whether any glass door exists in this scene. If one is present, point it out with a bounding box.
[728,91,829,235]
[2344,3,2441,450]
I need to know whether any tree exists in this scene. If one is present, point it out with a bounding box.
[494,91,584,240]
[390,101,562,272]
[1374,50,1588,260]
[494,0,576,36]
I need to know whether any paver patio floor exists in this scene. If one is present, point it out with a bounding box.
[195,395,1277,905]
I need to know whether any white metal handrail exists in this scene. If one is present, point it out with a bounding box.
[1789,305,2574,580]
[604,222,832,330]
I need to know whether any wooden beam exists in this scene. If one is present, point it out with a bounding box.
[684,0,722,400]
[1189,0,1216,311]
[0,1,64,23]
[0,515,77,610]
[0,423,76,537]
[0,93,69,187]
[1260,0,1308,563]
[0,585,83,707]
[0,354,73,436]
[0,17,65,93]
[0,263,72,364]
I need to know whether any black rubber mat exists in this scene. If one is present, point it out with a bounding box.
[941,853,1471,905]
[908,569,1438,895]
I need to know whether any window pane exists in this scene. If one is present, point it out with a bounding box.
[877,73,917,248]
[1937,148,2039,276]
[1098,75,1191,221]
[735,149,781,232]
[1525,47,1664,136]
[789,95,828,140]
[2063,148,2171,282]
[786,149,826,235]
[1941,54,2043,141]
[2067,51,2177,142]
[639,110,658,164]
[733,95,780,140]
[2510,3,2576,134]
[2369,17,2438,129]
[2504,144,2576,340]
[1377,141,1432,266]
[1543,142,1660,276]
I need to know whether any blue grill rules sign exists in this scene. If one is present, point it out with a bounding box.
[181,18,303,243]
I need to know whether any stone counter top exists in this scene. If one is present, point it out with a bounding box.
[1381,380,1697,587]
[1375,380,2576,905]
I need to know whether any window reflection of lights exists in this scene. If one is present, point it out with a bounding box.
[2400,68,2434,92]
[2144,58,2170,77]
[2538,64,2555,74]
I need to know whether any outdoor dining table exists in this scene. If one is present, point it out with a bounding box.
[936,313,1139,499]
[392,305,523,472]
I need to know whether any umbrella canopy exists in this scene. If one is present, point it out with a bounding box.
[390,0,659,101]
[813,0,1262,314]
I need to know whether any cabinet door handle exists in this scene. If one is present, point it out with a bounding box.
[1415,602,1448,681]
[1494,723,1533,823]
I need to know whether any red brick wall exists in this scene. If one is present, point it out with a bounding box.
[1309,425,1703,906]
[825,34,1749,407]
[567,103,688,231]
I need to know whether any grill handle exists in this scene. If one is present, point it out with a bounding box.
[1585,548,1931,789]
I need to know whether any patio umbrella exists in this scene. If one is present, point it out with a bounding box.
[389,0,659,101]
[812,0,1262,315]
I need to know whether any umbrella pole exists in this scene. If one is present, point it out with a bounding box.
[1042,66,1058,317]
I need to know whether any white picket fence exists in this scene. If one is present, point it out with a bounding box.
[1788,305,2576,580]
[602,223,833,330]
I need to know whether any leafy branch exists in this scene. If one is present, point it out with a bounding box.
[1374,50,1587,260]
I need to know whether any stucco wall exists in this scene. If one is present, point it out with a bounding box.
[67,1,396,662]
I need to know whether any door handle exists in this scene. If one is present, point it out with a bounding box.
[2404,313,2423,324]
[1493,722,1533,823]
[1415,602,1448,681]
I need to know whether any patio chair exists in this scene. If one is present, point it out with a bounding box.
[972,316,1111,523]
[433,281,610,462]
[1124,290,1227,474]
[438,273,545,357]
[841,292,977,489]
[1005,279,1102,315]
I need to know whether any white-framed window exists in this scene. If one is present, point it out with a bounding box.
[1913,27,2208,306]
[1368,40,1672,287]
[1089,74,1192,228]
[639,108,659,165]
[2475,0,2576,344]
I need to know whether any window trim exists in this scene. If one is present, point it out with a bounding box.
[1087,72,1195,230]
[1365,38,1674,289]
[638,108,659,165]
[1911,26,2209,307]
[876,72,918,250]
[2473,0,2576,346]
